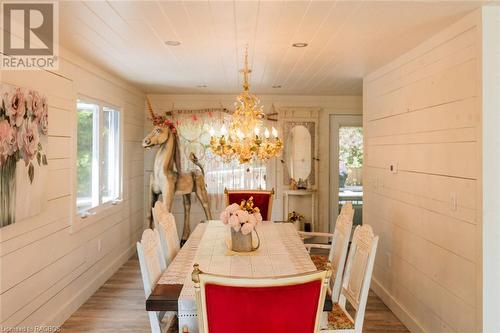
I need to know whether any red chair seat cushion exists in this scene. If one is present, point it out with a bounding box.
[204,280,321,333]
[227,192,271,220]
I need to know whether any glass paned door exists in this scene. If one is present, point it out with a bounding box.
[330,115,363,232]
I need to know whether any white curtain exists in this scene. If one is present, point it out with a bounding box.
[172,110,266,211]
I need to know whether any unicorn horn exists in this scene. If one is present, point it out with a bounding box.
[146,97,157,121]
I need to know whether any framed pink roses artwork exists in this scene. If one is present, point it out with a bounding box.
[0,84,49,228]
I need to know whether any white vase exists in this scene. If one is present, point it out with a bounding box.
[231,227,260,252]
[0,156,17,227]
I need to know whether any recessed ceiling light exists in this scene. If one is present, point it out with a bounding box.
[196,84,207,88]
[292,42,308,48]
[272,85,282,88]
[165,40,181,46]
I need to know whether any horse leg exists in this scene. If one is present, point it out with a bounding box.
[148,174,157,229]
[181,194,191,245]
[195,179,212,220]
[164,173,177,213]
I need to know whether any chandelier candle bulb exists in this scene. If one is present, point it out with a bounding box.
[237,130,244,140]
[264,128,270,138]
[221,125,227,136]
[209,127,215,136]
[272,127,278,138]
[254,127,260,136]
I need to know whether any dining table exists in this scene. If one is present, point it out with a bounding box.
[146,220,332,333]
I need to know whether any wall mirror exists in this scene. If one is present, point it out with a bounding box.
[283,121,316,186]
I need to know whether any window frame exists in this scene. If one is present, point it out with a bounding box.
[72,95,123,231]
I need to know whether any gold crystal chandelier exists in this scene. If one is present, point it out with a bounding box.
[209,48,283,164]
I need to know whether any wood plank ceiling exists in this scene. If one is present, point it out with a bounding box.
[59,1,486,95]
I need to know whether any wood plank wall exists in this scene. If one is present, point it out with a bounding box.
[363,10,482,333]
[0,48,145,329]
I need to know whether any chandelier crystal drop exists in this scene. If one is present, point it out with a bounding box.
[209,48,283,164]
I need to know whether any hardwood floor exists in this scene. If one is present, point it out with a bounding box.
[61,256,409,333]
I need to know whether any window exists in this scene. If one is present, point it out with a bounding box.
[204,160,266,194]
[76,100,121,215]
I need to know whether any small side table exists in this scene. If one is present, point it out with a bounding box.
[283,189,317,232]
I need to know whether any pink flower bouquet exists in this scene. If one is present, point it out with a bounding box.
[0,86,48,183]
[220,196,263,235]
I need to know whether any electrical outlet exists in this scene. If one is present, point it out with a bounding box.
[390,162,398,174]
[450,192,458,211]
[97,239,102,252]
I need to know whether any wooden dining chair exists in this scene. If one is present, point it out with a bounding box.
[137,229,175,333]
[300,202,354,300]
[224,188,275,220]
[300,202,353,242]
[153,201,180,266]
[299,202,353,254]
[304,215,353,305]
[191,264,332,333]
[320,225,379,332]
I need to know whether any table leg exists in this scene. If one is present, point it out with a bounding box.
[178,312,199,333]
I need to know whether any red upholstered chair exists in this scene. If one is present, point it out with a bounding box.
[192,264,331,333]
[224,188,275,221]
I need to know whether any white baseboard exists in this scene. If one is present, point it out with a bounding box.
[44,243,137,328]
[371,277,427,333]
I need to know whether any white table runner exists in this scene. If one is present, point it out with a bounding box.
[157,220,316,333]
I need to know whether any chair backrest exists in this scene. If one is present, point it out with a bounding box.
[328,204,354,302]
[339,201,354,221]
[338,224,379,332]
[136,228,166,297]
[153,201,180,266]
[136,228,167,333]
[329,202,354,263]
[192,265,331,333]
[224,188,274,221]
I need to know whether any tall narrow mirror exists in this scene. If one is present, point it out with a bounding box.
[283,121,315,186]
[286,125,312,182]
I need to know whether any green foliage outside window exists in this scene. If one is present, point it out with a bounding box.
[77,111,93,199]
[339,127,363,168]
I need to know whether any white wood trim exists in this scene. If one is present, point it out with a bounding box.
[283,190,316,231]
[370,278,426,333]
[481,6,500,332]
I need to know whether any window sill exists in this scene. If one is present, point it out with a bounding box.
[70,199,123,234]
